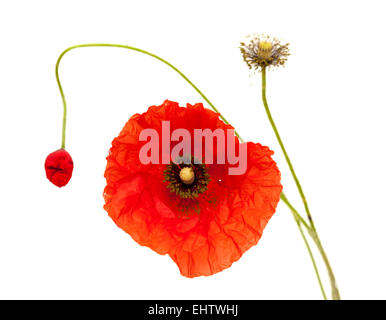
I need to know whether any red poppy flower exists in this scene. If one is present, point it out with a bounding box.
[103,100,282,277]
[45,149,74,187]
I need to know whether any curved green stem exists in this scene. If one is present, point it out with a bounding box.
[261,67,314,229]
[281,193,327,299]
[261,67,340,300]
[55,43,243,149]
[310,230,341,300]
[280,193,310,231]
[294,217,327,300]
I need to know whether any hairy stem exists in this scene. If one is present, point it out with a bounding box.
[261,67,340,300]
[281,193,326,299]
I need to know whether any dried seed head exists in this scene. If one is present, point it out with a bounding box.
[240,34,290,71]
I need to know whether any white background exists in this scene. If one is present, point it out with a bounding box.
[0,0,385,300]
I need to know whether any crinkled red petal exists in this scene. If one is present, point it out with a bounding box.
[104,100,282,277]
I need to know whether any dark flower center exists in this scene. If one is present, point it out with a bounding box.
[163,161,210,199]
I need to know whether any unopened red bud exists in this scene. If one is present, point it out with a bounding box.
[44,149,74,187]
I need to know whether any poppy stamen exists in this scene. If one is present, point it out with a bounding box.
[163,161,210,200]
